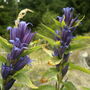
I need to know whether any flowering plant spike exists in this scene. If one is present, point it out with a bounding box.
[1,21,35,90]
[53,7,83,89]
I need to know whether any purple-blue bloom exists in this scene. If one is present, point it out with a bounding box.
[7,21,35,46]
[57,7,79,29]
[14,56,32,71]
[54,7,81,78]
[2,21,35,90]
[1,64,13,79]
[4,79,15,90]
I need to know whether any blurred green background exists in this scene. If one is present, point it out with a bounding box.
[0,0,90,38]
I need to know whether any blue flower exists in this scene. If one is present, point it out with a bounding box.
[1,64,13,79]
[14,56,32,71]
[4,79,15,90]
[7,21,36,46]
[1,21,35,90]
[57,7,79,29]
[7,21,36,61]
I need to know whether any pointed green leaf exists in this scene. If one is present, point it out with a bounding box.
[62,81,76,90]
[74,15,85,27]
[37,33,60,46]
[69,62,90,74]
[53,18,61,26]
[21,45,41,57]
[73,36,90,41]
[0,36,12,52]
[0,56,7,63]
[70,43,87,51]
[61,15,66,27]
[41,24,60,37]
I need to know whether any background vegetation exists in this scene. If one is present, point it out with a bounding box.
[0,0,90,38]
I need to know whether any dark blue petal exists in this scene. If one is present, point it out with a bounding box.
[14,56,32,71]
[4,79,15,90]
[63,7,74,25]
[57,16,63,22]
[23,32,35,44]
[7,46,22,60]
[1,64,13,79]
[62,64,69,77]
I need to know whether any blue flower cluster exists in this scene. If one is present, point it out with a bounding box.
[54,7,80,77]
[1,21,35,90]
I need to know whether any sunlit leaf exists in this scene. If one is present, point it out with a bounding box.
[53,18,61,26]
[42,47,53,57]
[73,36,90,41]
[70,43,87,51]
[37,33,60,46]
[41,24,60,37]
[74,15,85,27]
[0,36,12,52]
[62,81,76,90]
[81,87,90,90]
[41,67,58,82]
[13,72,38,89]
[33,85,55,90]
[69,62,90,74]
[0,56,7,63]
[21,45,41,57]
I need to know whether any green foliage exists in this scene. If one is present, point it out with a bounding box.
[37,33,60,47]
[42,67,58,81]
[62,81,77,90]
[69,62,90,74]
[0,36,12,52]
[69,36,90,51]
[33,85,56,90]
[20,45,41,57]
[12,66,38,89]
[0,56,7,63]
[82,87,90,90]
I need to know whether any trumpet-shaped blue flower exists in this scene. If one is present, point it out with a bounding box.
[54,7,81,78]
[1,64,13,79]
[57,7,79,29]
[1,21,35,90]
[14,56,32,71]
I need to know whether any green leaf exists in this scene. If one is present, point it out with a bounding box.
[42,67,58,81]
[37,33,60,46]
[70,43,87,51]
[33,85,56,90]
[73,36,90,41]
[62,81,77,90]
[0,56,7,63]
[21,45,41,57]
[13,72,38,89]
[69,62,90,74]
[44,68,58,77]
[74,15,85,27]
[81,87,90,90]
[0,36,12,52]
[0,79,2,85]
[53,18,61,26]
[41,24,60,37]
